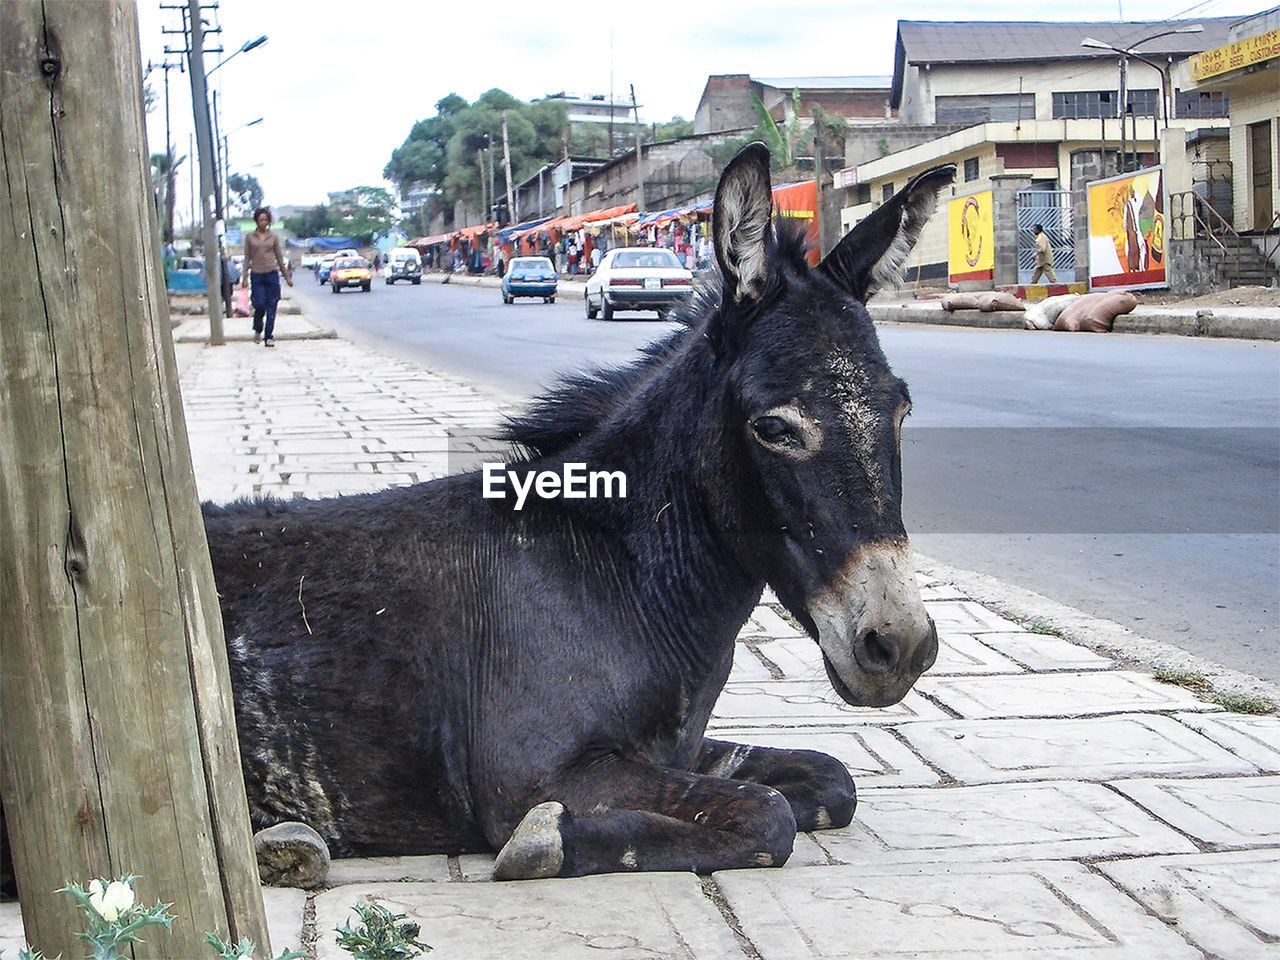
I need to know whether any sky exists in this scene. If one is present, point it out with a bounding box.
[135,0,1265,224]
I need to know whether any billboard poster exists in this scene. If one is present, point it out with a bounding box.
[1087,166,1168,290]
[948,189,994,283]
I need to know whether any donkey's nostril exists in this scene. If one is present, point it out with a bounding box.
[858,629,899,674]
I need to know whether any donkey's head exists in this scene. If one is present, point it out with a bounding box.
[709,143,952,707]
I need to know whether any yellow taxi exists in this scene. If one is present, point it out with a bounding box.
[330,256,373,294]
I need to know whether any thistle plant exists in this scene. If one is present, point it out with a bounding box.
[50,876,173,960]
[334,900,431,959]
[14,875,301,960]
[204,933,303,960]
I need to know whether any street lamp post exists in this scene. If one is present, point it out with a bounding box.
[221,117,264,214]
[205,35,268,321]
[207,34,268,76]
[1081,25,1202,171]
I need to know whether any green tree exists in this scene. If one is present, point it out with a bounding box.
[653,117,694,141]
[225,172,264,218]
[281,204,335,238]
[383,93,468,199]
[329,185,397,245]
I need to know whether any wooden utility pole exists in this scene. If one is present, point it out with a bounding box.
[630,85,645,213]
[0,2,269,956]
[184,0,225,344]
[501,110,515,224]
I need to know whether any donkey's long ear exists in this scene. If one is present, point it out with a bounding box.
[817,164,955,303]
[713,142,774,306]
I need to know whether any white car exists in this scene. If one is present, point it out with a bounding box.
[584,247,694,320]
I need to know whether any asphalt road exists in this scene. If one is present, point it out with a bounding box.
[291,276,1279,683]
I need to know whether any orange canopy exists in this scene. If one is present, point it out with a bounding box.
[771,180,818,218]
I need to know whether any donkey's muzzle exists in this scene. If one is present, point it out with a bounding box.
[809,541,937,707]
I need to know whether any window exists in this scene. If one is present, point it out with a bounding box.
[964,157,980,181]
[1126,89,1159,117]
[854,184,871,205]
[935,94,1036,125]
[1053,90,1115,119]
[1175,89,1230,119]
[881,182,894,203]
[1053,89,1158,119]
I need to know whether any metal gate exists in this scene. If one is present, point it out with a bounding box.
[1016,190,1076,284]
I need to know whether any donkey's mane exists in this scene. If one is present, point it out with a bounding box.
[501,221,815,461]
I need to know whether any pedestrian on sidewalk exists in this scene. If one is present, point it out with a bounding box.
[1031,224,1058,284]
[241,206,293,347]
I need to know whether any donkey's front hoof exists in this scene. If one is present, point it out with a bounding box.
[494,801,567,880]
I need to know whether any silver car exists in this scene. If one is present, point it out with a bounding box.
[584,247,694,320]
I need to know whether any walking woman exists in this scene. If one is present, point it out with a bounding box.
[241,206,293,346]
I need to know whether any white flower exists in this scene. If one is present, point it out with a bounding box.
[87,877,135,923]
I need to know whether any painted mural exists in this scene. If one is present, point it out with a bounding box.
[948,189,994,283]
[1087,167,1167,290]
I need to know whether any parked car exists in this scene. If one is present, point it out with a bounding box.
[385,247,423,285]
[316,256,338,284]
[331,257,373,293]
[584,247,693,320]
[501,257,558,304]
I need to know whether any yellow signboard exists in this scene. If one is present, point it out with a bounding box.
[1190,28,1280,82]
[948,190,994,283]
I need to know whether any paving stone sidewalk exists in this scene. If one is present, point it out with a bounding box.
[6,325,1276,959]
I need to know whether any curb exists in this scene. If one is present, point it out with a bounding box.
[868,302,1280,340]
[422,273,1278,341]
[915,551,1280,703]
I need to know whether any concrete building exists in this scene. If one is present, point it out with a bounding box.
[1186,7,1280,234]
[565,131,752,215]
[836,17,1258,290]
[513,157,609,222]
[694,75,894,135]
[892,18,1235,126]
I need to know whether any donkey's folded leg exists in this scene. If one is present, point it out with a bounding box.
[696,738,856,831]
[493,762,797,879]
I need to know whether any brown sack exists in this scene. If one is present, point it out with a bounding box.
[1053,291,1138,332]
[977,291,1025,312]
[942,292,981,312]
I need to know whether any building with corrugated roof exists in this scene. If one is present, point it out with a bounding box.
[835,16,1267,293]
[693,75,894,136]
[1185,7,1279,235]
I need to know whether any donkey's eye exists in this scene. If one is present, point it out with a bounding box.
[752,416,797,446]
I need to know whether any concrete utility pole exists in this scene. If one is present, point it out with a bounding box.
[0,1,269,954]
[184,0,224,343]
[631,85,645,213]
[501,111,515,224]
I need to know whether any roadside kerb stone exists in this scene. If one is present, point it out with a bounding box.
[896,713,1259,784]
[1098,849,1280,960]
[918,670,1219,719]
[956,629,1114,672]
[1110,775,1280,847]
[925,632,1025,675]
[813,780,1199,864]
[1175,712,1280,772]
[310,875,746,960]
[707,682,949,728]
[714,860,1205,959]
